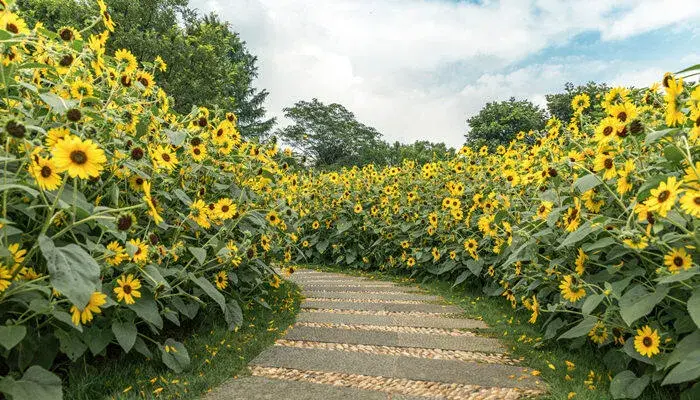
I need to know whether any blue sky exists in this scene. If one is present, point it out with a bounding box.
[192,0,700,147]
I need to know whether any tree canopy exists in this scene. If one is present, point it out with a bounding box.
[17,0,275,138]
[465,97,547,145]
[545,81,610,122]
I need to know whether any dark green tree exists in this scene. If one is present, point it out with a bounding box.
[545,81,609,122]
[277,99,384,169]
[17,0,274,138]
[465,97,547,145]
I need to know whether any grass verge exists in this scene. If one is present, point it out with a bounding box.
[63,281,302,400]
[303,264,675,400]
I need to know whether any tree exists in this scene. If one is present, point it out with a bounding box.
[276,99,384,169]
[465,97,547,145]
[546,81,609,122]
[384,141,454,165]
[16,0,274,138]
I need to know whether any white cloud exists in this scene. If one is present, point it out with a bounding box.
[189,0,699,148]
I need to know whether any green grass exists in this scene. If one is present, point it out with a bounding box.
[63,281,302,400]
[304,264,675,400]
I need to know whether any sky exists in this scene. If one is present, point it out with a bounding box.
[189,0,700,148]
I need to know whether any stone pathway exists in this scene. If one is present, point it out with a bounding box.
[207,269,545,399]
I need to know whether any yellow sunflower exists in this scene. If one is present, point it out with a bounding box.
[634,325,660,357]
[536,200,553,220]
[574,248,586,276]
[70,291,107,326]
[114,48,137,74]
[29,156,62,190]
[679,190,700,217]
[142,181,163,225]
[69,79,93,99]
[588,321,608,345]
[105,241,128,266]
[215,198,236,220]
[0,264,12,293]
[353,203,363,213]
[559,275,586,302]
[151,145,178,172]
[52,135,106,179]
[593,152,617,180]
[128,238,149,264]
[266,210,281,226]
[0,11,29,35]
[215,271,228,290]
[45,127,69,147]
[57,26,81,41]
[644,176,681,217]
[113,274,142,304]
[189,199,210,228]
[663,248,692,273]
[189,145,207,162]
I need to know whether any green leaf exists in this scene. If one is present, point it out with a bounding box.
[127,294,163,330]
[173,189,192,206]
[224,300,243,330]
[0,325,26,350]
[55,330,87,361]
[188,247,207,265]
[112,320,137,353]
[619,284,670,326]
[316,240,329,254]
[662,350,700,385]
[667,331,700,367]
[336,220,352,234]
[663,145,685,164]
[573,174,601,193]
[610,370,650,399]
[582,294,603,315]
[558,221,598,249]
[83,328,113,356]
[189,273,226,311]
[39,235,100,308]
[38,92,77,114]
[167,130,187,146]
[0,366,62,400]
[657,269,699,284]
[453,270,470,287]
[644,128,677,145]
[688,288,700,329]
[558,316,597,340]
[160,339,190,373]
[0,183,39,198]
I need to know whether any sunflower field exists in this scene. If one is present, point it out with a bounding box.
[0,1,297,397]
[282,73,700,396]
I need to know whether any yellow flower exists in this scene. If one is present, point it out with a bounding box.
[129,238,149,264]
[151,145,178,172]
[645,176,681,217]
[0,264,12,293]
[270,275,281,288]
[353,203,363,213]
[97,0,115,31]
[154,55,167,72]
[106,241,128,266]
[536,201,553,220]
[8,243,26,266]
[189,144,207,162]
[189,199,210,228]
[142,181,163,225]
[634,325,660,357]
[70,291,107,326]
[215,198,237,220]
[52,135,107,179]
[114,49,137,74]
[588,321,608,344]
[574,248,586,276]
[679,190,700,218]
[0,11,29,35]
[528,296,539,324]
[571,93,590,113]
[215,271,228,290]
[663,248,692,273]
[266,210,281,226]
[45,127,70,147]
[593,152,617,180]
[29,156,62,190]
[114,274,142,304]
[559,275,586,302]
[70,79,94,100]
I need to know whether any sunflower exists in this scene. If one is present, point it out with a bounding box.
[113,274,142,304]
[266,210,281,226]
[431,247,440,261]
[142,181,163,225]
[594,117,623,143]
[105,241,128,266]
[559,275,586,302]
[45,127,69,147]
[70,291,107,326]
[536,201,553,220]
[215,198,236,220]
[8,243,26,266]
[528,296,540,324]
[406,257,416,267]
[679,190,700,217]
[593,152,617,180]
[189,145,207,162]
[69,79,93,99]
[588,321,608,345]
[353,203,363,213]
[135,71,154,95]
[215,271,228,290]
[260,235,271,252]
[128,238,149,264]
[0,264,12,293]
[563,199,581,232]
[644,176,681,217]
[663,248,692,273]
[622,235,649,250]
[114,48,137,74]
[634,325,661,357]
[97,0,115,31]
[0,11,29,35]
[608,102,638,124]
[151,145,178,172]
[51,135,106,179]
[189,199,211,228]
[29,156,62,190]
[574,248,586,276]
[154,55,167,72]
[571,93,590,113]
[312,220,320,230]
[57,26,81,41]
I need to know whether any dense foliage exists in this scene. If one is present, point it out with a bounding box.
[466,97,547,145]
[284,73,700,398]
[0,2,294,398]
[16,0,276,138]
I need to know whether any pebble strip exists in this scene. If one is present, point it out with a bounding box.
[305,290,414,295]
[250,366,543,400]
[275,339,519,365]
[294,322,479,337]
[303,308,451,317]
[304,297,429,305]
[301,283,399,288]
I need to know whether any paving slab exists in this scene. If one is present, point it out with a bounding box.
[303,291,442,302]
[251,347,540,389]
[204,376,391,400]
[296,311,488,329]
[283,326,505,353]
[298,285,423,293]
[292,279,395,286]
[302,299,463,314]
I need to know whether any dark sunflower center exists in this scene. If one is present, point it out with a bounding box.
[216,129,224,137]
[7,23,18,34]
[604,158,613,169]
[218,276,224,283]
[674,256,684,267]
[70,150,88,165]
[193,148,201,155]
[603,126,613,136]
[657,190,670,203]
[221,205,229,213]
[136,177,144,185]
[41,165,52,178]
[123,284,132,295]
[59,54,73,67]
[134,247,142,255]
[507,176,513,181]
[161,153,171,162]
[120,75,131,86]
[642,337,652,347]
[617,111,627,122]
[694,196,700,205]
[60,29,73,41]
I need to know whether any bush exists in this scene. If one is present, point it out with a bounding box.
[286,74,700,397]
[0,1,293,397]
